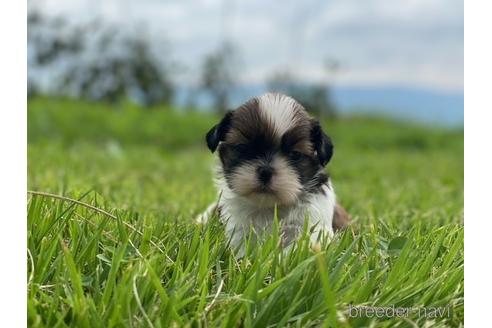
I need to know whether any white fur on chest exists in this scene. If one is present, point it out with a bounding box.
[210,180,336,251]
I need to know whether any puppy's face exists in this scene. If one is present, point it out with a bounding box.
[206,93,333,207]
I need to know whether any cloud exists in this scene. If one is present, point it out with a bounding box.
[35,0,463,91]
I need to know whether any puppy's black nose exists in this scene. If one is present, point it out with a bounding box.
[257,165,273,184]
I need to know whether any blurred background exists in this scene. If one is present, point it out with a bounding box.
[27,0,464,216]
[28,0,463,125]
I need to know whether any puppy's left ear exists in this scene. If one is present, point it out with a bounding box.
[206,111,234,152]
[311,120,334,166]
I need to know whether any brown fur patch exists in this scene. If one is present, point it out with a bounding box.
[225,98,276,145]
[225,95,311,150]
[333,203,350,231]
[281,123,315,156]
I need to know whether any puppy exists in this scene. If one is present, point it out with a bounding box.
[199,93,349,253]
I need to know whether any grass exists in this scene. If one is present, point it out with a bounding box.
[27,97,464,327]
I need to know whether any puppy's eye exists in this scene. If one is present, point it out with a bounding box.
[289,151,304,161]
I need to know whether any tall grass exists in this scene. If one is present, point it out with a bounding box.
[28,97,463,327]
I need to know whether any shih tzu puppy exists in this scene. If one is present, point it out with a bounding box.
[199,93,349,253]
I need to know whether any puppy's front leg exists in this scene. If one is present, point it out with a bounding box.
[280,224,302,248]
[196,202,221,224]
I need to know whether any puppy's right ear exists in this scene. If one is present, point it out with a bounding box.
[206,111,234,152]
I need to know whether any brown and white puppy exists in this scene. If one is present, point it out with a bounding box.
[199,93,349,253]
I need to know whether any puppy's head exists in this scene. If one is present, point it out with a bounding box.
[206,93,333,207]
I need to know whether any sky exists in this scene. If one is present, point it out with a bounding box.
[33,0,463,92]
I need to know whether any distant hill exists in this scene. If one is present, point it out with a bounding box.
[176,84,463,127]
[331,85,463,127]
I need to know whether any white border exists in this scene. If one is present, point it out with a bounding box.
[0,0,27,325]
[464,1,492,327]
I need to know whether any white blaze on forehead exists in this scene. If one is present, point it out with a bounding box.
[257,93,301,136]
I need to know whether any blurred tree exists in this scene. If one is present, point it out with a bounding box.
[184,88,198,112]
[28,8,83,98]
[267,71,337,119]
[27,8,174,107]
[200,43,237,113]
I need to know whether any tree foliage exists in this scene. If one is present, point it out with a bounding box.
[267,71,337,119]
[28,9,174,107]
[200,43,237,113]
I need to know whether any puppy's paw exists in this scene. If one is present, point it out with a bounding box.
[195,203,221,225]
[310,242,322,253]
[280,224,302,247]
